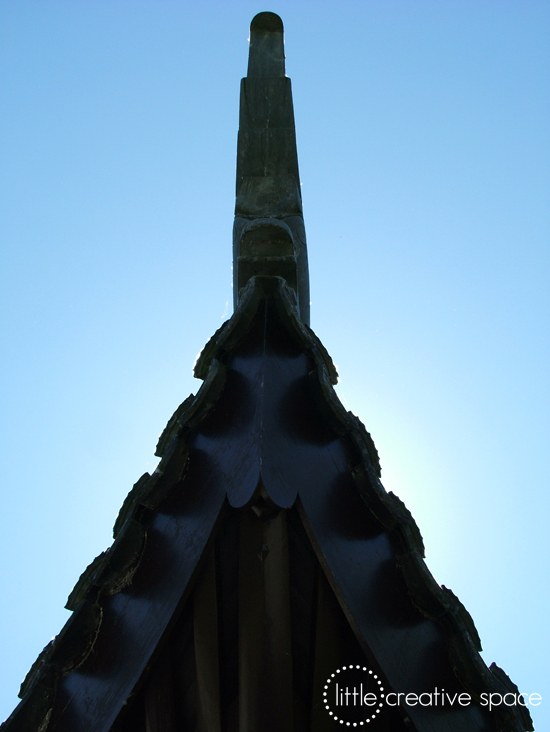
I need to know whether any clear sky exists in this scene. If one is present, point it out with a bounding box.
[1,1,548,728]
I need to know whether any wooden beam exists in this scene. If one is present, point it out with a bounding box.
[194,548,221,732]
[144,644,177,732]
[238,506,293,732]
[310,567,344,732]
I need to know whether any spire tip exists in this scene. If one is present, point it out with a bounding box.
[250,12,283,34]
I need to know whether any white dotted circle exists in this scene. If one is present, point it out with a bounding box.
[323,665,384,725]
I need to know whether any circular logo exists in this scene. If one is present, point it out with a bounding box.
[323,665,385,726]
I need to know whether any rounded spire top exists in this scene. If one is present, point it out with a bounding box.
[247,12,285,78]
[250,12,283,34]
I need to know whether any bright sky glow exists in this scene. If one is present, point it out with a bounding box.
[1,2,548,728]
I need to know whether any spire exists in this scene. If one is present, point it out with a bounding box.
[233,11,310,325]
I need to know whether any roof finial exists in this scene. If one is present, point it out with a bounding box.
[233,12,310,324]
[247,12,285,78]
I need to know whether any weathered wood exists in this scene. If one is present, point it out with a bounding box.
[172,599,198,731]
[310,568,344,732]
[212,506,240,732]
[309,565,410,731]
[247,12,285,78]
[46,449,226,732]
[193,296,312,509]
[41,288,501,732]
[193,547,221,732]
[238,506,293,732]
[234,12,309,323]
[144,644,177,732]
[203,287,497,730]
[298,488,495,732]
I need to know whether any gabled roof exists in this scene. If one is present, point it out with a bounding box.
[2,275,532,732]
[2,12,533,732]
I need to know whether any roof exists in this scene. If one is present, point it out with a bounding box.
[2,12,533,732]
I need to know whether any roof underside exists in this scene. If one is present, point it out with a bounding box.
[3,277,532,732]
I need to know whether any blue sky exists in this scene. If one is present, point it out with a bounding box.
[1,1,548,728]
